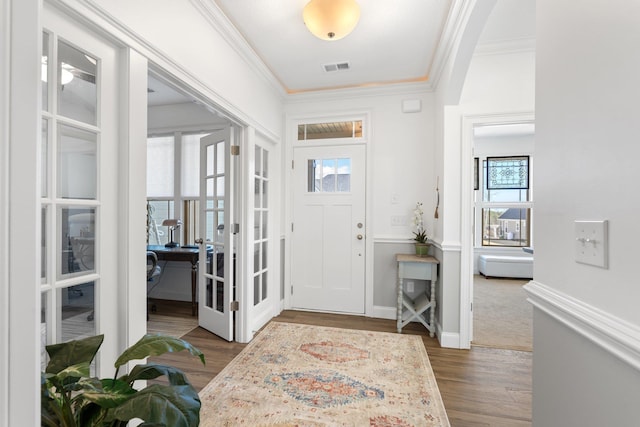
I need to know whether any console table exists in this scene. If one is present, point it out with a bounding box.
[396,254,439,337]
[147,245,202,316]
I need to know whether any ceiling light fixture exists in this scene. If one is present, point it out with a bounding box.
[303,0,360,41]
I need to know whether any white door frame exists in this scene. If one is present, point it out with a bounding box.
[284,112,373,316]
[459,111,535,349]
[4,0,41,423]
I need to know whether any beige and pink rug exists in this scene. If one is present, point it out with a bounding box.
[199,322,450,426]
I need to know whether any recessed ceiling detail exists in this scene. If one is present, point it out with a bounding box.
[209,0,535,93]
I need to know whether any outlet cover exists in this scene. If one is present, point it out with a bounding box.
[406,281,415,293]
[391,215,406,226]
[575,220,608,268]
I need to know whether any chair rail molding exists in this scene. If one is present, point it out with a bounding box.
[525,280,640,371]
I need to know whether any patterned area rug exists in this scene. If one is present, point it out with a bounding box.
[199,322,450,426]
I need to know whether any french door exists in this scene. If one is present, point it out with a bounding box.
[198,128,236,341]
[291,144,366,313]
[40,4,121,375]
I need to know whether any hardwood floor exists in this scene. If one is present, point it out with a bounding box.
[149,301,532,426]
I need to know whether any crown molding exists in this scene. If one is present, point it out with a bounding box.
[427,0,476,91]
[285,80,433,104]
[190,0,287,99]
[474,37,536,56]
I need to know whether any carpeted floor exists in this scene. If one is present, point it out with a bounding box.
[199,322,450,426]
[472,275,532,351]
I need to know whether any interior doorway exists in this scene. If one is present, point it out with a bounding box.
[145,71,237,341]
[460,114,534,349]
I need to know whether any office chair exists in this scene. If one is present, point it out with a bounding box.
[146,251,162,318]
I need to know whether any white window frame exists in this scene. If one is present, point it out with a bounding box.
[474,154,534,250]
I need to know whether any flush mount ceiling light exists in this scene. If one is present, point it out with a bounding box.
[303,0,360,41]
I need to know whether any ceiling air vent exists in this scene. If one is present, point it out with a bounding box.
[323,62,350,73]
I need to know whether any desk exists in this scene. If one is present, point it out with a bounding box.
[396,254,439,337]
[147,245,202,316]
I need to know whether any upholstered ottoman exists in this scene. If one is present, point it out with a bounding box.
[478,255,533,279]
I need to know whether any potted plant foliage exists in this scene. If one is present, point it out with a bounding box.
[41,333,205,427]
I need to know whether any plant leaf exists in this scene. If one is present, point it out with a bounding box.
[124,363,192,386]
[114,334,204,368]
[54,362,91,381]
[107,384,201,427]
[45,334,104,374]
[80,378,136,408]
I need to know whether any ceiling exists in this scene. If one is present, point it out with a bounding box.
[213,0,535,94]
[148,0,535,105]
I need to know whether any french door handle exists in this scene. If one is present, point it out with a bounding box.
[357,234,363,240]
[195,238,204,244]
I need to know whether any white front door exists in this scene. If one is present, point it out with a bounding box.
[198,128,236,341]
[291,144,366,313]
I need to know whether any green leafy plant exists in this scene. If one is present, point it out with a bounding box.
[413,230,428,243]
[41,333,205,427]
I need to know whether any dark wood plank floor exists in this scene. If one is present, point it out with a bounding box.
[149,300,532,426]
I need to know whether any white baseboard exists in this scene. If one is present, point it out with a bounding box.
[525,280,640,371]
[371,305,396,320]
[438,327,460,348]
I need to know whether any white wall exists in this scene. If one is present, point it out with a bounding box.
[529,0,640,424]
[460,50,535,113]
[93,0,284,139]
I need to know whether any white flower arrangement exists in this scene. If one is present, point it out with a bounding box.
[412,202,428,243]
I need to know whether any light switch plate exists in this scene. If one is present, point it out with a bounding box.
[575,220,608,268]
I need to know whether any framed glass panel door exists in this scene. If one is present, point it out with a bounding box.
[40,4,119,375]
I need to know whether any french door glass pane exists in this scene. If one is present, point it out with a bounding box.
[216,141,225,174]
[254,275,260,305]
[205,210,215,243]
[42,32,49,112]
[263,181,268,208]
[41,207,47,281]
[41,292,48,371]
[206,145,214,175]
[60,282,95,342]
[42,119,48,198]
[254,178,261,209]
[262,150,268,178]
[59,207,96,277]
[58,124,97,200]
[262,212,268,239]
[58,40,97,125]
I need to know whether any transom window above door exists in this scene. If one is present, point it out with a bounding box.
[297,120,363,141]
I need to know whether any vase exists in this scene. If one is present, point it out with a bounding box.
[415,242,430,257]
